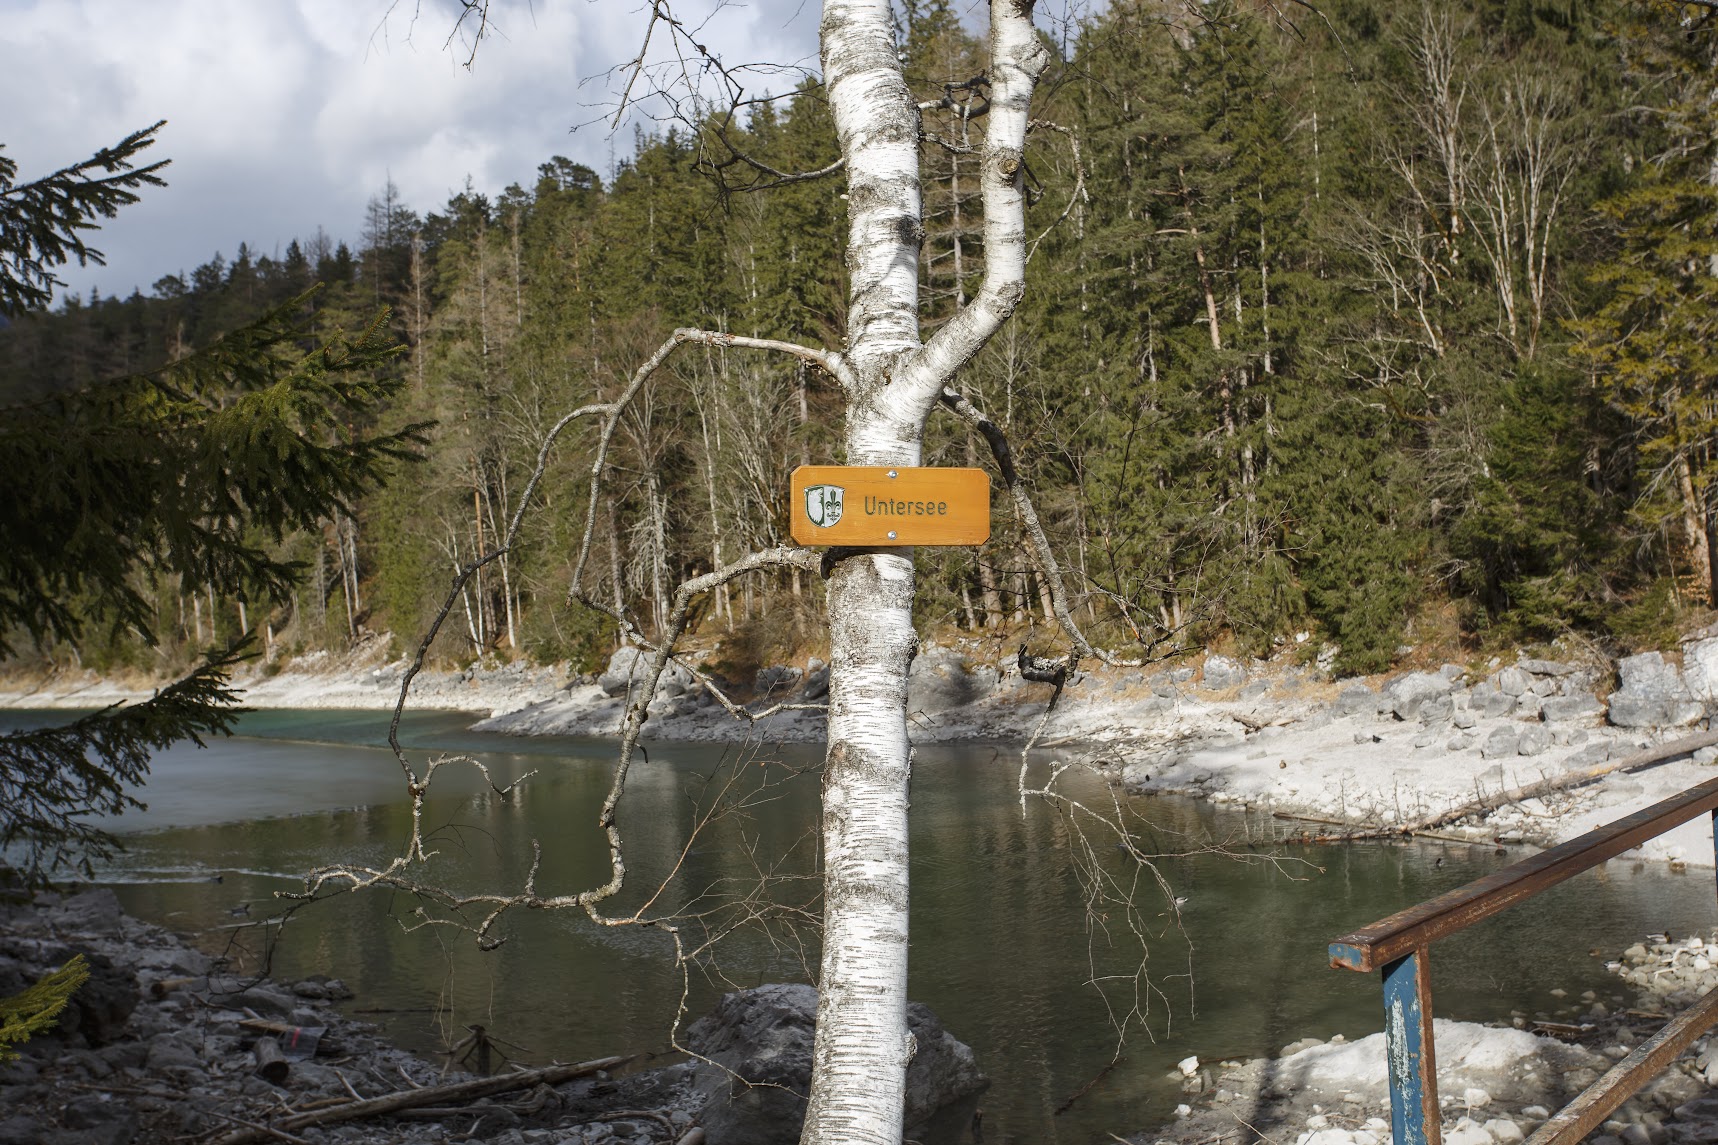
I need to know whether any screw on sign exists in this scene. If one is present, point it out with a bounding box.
[789,466,990,547]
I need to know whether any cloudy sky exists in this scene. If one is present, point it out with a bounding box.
[0,0,823,304]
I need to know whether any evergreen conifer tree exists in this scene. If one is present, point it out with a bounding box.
[0,125,426,886]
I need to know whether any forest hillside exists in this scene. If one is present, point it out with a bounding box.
[3,0,1714,682]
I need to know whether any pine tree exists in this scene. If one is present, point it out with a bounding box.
[1572,1,1718,607]
[0,127,425,885]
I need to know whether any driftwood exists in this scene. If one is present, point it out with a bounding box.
[204,1054,631,1145]
[1283,728,1718,844]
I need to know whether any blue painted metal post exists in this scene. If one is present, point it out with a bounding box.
[1381,948,1441,1145]
[1710,809,1718,901]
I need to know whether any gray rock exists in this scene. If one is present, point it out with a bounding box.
[1202,655,1246,690]
[684,984,986,1145]
[1683,638,1718,703]
[1240,680,1272,700]
[98,1042,148,1071]
[754,665,804,697]
[597,646,695,699]
[1517,725,1549,757]
[1170,667,1195,683]
[1150,675,1180,699]
[1448,734,1479,751]
[1386,670,1450,699]
[1453,709,1477,730]
[1496,667,1532,697]
[1481,727,1520,759]
[1419,695,1454,725]
[49,889,124,938]
[0,1118,47,1145]
[212,984,297,1020]
[143,1036,201,1073]
[1333,685,1376,717]
[1619,651,1685,695]
[1605,652,1705,727]
[55,951,138,1047]
[1483,691,1515,719]
[1541,694,1604,724]
[1519,658,1578,676]
[60,1095,138,1145]
[1608,693,1705,729]
[1514,693,1544,719]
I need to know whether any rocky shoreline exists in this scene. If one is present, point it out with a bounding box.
[10,890,1718,1145]
[1136,930,1718,1145]
[0,891,984,1145]
[12,631,1718,866]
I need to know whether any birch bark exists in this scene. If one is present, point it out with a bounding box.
[807,3,1047,1142]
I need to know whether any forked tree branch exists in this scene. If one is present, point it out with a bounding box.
[295,326,838,948]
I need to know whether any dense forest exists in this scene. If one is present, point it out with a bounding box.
[3,0,1714,679]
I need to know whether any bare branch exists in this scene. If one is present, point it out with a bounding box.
[1024,119,1088,263]
[938,386,1143,668]
[695,117,847,191]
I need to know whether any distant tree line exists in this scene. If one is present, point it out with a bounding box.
[3,0,1714,678]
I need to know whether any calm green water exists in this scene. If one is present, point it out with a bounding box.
[13,708,1718,1143]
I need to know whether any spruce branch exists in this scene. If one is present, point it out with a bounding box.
[0,644,249,886]
[0,121,170,316]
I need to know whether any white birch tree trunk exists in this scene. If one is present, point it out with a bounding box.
[806,4,1046,1142]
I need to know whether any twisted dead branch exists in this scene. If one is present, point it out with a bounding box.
[290,326,839,954]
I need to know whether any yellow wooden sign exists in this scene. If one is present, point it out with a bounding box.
[790,466,991,546]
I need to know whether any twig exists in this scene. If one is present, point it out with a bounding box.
[205,1111,313,1145]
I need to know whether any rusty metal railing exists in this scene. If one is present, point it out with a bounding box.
[1329,772,1718,1145]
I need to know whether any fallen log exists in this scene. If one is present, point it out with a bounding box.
[203,1054,631,1145]
[1287,728,1718,844]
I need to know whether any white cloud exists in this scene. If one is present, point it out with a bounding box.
[0,0,820,302]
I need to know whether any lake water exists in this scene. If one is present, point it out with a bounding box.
[13,708,1718,1143]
